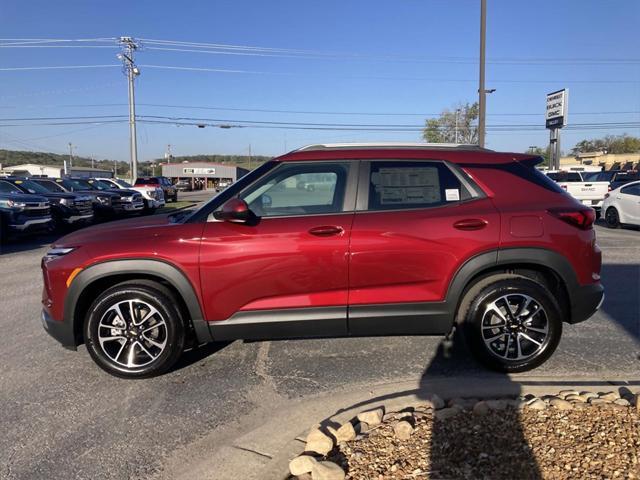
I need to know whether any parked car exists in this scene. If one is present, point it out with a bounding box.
[584,170,639,192]
[32,178,143,217]
[135,176,178,202]
[1,177,93,231]
[93,178,164,213]
[0,180,51,242]
[174,180,192,192]
[545,170,609,212]
[41,143,603,378]
[602,180,640,228]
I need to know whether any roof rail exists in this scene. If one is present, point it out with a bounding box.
[294,142,492,152]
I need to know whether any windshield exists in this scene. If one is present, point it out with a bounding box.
[91,179,116,190]
[114,179,132,188]
[35,179,66,192]
[66,178,95,190]
[0,180,24,194]
[10,179,52,195]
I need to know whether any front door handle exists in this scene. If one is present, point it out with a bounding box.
[309,225,344,237]
[453,218,488,231]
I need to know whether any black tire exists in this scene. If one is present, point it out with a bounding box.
[172,193,178,202]
[605,207,620,228]
[84,281,185,379]
[460,275,562,373]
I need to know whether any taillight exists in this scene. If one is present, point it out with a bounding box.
[608,185,611,191]
[548,207,595,230]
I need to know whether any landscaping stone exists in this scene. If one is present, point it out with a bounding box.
[311,461,345,480]
[549,397,574,410]
[613,398,630,407]
[486,399,508,411]
[430,394,445,410]
[356,408,383,426]
[393,420,414,440]
[306,428,334,456]
[289,455,318,476]
[435,406,462,421]
[472,401,490,416]
[527,399,547,410]
[334,422,356,443]
[599,391,620,402]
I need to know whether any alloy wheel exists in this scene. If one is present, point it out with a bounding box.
[97,299,168,369]
[481,293,549,361]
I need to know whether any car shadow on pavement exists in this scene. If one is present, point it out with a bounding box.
[0,232,62,255]
[417,335,542,479]
[599,264,640,347]
[170,341,233,372]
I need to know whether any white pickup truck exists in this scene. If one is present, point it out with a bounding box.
[545,170,609,212]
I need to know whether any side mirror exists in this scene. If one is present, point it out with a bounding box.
[213,198,256,224]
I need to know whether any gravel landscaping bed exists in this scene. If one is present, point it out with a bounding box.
[289,389,639,480]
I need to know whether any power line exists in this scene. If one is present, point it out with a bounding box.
[0,102,637,118]
[0,65,119,71]
[139,64,639,84]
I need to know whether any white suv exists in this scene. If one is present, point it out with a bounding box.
[97,178,165,212]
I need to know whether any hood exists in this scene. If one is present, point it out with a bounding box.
[0,192,49,203]
[55,212,174,246]
[35,192,77,201]
[114,189,142,196]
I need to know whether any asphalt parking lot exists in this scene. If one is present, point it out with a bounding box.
[0,222,638,480]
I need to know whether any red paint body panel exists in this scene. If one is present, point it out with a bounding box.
[348,198,500,304]
[199,214,353,321]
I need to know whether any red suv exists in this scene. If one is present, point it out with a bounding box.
[41,144,603,378]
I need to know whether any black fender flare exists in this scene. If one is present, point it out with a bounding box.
[64,258,212,345]
[444,247,580,321]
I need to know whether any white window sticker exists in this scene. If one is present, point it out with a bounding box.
[445,189,460,201]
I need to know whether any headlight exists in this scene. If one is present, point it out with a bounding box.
[0,199,27,209]
[96,196,111,205]
[43,247,76,260]
[59,198,75,207]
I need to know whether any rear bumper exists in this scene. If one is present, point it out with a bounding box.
[41,309,77,350]
[569,283,605,324]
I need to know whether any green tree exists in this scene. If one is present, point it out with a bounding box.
[571,134,640,155]
[526,146,552,167]
[423,102,479,144]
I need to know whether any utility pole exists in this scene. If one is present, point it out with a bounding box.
[248,144,252,170]
[478,0,487,148]
[118,37,140,182]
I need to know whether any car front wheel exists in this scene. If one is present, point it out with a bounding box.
[84,282,185,378]
[461,275,562,373]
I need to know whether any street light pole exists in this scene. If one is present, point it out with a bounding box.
[455,108,460,143]
[478,0,487,148]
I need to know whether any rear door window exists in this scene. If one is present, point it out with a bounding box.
[366,161,471,211]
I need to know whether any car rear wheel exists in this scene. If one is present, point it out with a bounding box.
[605,207,620,228]
[84,282,185,378]
[461,275,562,373]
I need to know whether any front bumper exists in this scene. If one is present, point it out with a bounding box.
[9,216,52,231]
[569,283,605,324]
[64,213,94,224]
[41,309,77,350]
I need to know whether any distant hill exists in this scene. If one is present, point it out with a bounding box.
[0,149,128,173]
[0,149,272,176]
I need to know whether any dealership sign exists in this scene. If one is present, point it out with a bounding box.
[183,167,216,175]
[546,89,568,129]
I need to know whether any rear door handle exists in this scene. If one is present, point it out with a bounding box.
[308,225,344,237]
[453,219,488,231]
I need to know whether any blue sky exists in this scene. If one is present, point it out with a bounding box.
[1,0,639,162]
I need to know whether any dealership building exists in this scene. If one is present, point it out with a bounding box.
[0,163,114,179]
[161,162,249,190]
